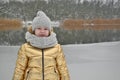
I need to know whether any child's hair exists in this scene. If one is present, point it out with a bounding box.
[27,26,34,34]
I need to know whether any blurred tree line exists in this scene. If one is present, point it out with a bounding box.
[0,0,120,45]
[0,27,120,45]
[54,27,120,44]
[0,0,120,20]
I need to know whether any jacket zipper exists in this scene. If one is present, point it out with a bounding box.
[26,72,29,80]
[26,69,30,80]
[42,49,44,80]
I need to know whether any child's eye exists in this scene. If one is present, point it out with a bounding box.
[38,28,41,30]
[44,28,48,30]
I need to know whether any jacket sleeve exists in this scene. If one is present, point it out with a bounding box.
[12,44,28,80]
[56,44,70,80]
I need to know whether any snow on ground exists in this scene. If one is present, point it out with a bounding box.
[0,41,120,80]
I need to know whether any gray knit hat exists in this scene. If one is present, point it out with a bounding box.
[32,11,51,31]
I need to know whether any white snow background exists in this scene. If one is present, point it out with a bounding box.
[0,41,120,80]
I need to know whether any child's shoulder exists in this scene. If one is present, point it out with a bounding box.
[54,44,63,49]
[54,43,61,47]
[20,43,31,48]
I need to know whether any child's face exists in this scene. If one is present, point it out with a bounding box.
[34,27,50,37]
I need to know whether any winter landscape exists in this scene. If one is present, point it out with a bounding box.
[0,41,120,80]
[0,0,120,80]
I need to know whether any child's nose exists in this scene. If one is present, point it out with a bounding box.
[40,30,45,32]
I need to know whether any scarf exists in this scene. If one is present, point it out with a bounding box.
[25,31,58,49]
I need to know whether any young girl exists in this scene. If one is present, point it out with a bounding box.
[12,11,70,80]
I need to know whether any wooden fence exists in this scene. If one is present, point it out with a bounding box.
[62,19,120,30]
[0,18,22,31]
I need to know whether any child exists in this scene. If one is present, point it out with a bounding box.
[12,11,70,80]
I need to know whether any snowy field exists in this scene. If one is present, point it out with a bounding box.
[0,41,120,80]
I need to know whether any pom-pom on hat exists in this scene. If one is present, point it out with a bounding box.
[32,11,51,31]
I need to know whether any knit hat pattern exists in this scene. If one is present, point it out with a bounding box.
[32,11,51,31]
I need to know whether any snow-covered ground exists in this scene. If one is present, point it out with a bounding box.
[0,41,120,80]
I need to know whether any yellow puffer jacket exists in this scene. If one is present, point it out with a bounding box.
[13,43,70,80]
